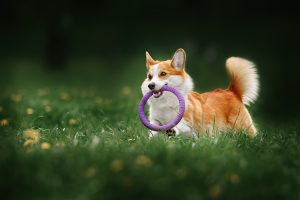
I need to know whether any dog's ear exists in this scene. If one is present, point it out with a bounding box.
[146,51,155,69]
[171,48,186,70]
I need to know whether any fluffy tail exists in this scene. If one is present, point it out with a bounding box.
[226,57,259,106]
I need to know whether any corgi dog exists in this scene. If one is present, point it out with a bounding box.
[141,48,259,138]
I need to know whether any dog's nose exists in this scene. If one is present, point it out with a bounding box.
[148,83,155,90]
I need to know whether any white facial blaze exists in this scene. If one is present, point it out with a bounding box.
[148,64,166,91]
[142,63,193,95]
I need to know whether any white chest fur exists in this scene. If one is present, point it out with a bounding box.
[141,73,194,127]
[148,92,180,124]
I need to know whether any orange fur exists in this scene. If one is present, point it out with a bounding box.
[143,50,258,137]
[157,60,256,136]
[184,90,256,136]
[148,60,188,80]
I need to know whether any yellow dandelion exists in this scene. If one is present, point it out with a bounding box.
[41,142,51,150]
[176,168,188,178]
[135,155,152,167]
[26,108,34,115]
[11,94,22,103]
[23,139,35,147]
[121,86,131,96]
[85,167,97,177]
[110,160,124,172]
[229,173,240,184]
[23,129,40,142]
[68,118,77,125]
[60,92,70,101]
[44,105,52,112]
[37,89,47,97]
[95,97,103,104]
[208,185,221,199]
[0,119,9,126]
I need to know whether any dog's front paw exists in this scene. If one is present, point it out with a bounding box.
[166,129,176,137]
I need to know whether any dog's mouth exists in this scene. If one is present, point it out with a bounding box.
[153,90,163,98]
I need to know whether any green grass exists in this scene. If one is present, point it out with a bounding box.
[0,60,300,200]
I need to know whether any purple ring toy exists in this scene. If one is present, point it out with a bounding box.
[138,85,185,131]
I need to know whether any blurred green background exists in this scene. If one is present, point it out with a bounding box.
[1,1,300,200]
[1,0,299,121]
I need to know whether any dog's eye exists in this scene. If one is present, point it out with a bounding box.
[148,74,153,80]
[160,72,167,76]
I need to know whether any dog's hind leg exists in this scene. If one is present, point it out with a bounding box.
[247,124,257,137]
[229,106,257,137]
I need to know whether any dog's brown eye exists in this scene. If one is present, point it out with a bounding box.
[148,74,153,80]
[160,72,167,76]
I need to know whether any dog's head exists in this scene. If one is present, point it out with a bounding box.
[141,48,193,98]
